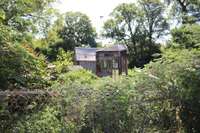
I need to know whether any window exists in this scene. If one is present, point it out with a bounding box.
[113,59,118,69]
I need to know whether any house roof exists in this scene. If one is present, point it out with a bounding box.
[75,45,128,61]
[97,44,127,52]
[75,47,98,61]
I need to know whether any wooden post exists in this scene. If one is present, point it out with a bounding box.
[125,52,128,75]
[118,52,122,75]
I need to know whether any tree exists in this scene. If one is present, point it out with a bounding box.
[33,14,65,61]
[0,0,55,90]
[170,24,200,49]
[59,12,97,51]
[165,0,200,24]
[103,3,144,67]
[0,0,55,33]
[139,0,168,53]
[103,1,167,67]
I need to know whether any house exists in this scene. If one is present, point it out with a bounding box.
[75,47,97,74]
[75,45,128,77]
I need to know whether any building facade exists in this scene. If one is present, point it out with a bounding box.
[75,45,128,77]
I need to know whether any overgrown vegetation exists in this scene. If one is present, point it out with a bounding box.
[0,0,200,132]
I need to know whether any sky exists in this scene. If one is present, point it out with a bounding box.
[53,0,133,34]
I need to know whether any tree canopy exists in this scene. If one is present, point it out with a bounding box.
[0,0,55,33]
[165,0,200,24]
[0,0,55,90]
[171,24,200,48]
[59,12,97,51]
[103,1,168,67]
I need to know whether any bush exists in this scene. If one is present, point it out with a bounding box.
[57,69,98,85]
[140,48,200,132]
[53,48,73,74]
[14,106,62,133]
[0,43,49,90]
[171,24,200,49]
[47,69,98,132]
[47,48,200,132]
[1,45,200,132]
[0,91,52,132]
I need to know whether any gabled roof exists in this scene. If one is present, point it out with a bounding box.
[75,47,98,61]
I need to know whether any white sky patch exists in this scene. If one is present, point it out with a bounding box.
[53,0,133,34]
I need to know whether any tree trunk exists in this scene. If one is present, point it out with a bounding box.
[176,0,188,24]
[176,106,183,133]
[148,33,153,56]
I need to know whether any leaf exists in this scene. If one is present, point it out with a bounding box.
[0,9,5,21]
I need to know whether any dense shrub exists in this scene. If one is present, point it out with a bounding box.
[14,106,62,133]
[53,48,73,74]
[124,48,200,132]
[48,48,200,133]
[0,91,53,132]
[0,43,49,90]
[57,69,98,85]
[50,75,96,132]
[171,24,200,49]
[1,48,200,132]
[144,48,200,132]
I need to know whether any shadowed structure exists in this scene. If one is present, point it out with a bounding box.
[75,45,128,77]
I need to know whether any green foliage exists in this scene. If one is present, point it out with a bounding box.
[50,71,97,132]
[165,0,200,24]
[0,43,49,90]
[0,9,5,21]
[57,69,98,85]
[53,48,73,74]
[59,12,97,51]
[142,48,200,132]
[32,14,65,61]
[2,48,200,132]
[84,78,138,133]
[15,106,62,133]
[47,48,200,133]
[1,0,200,132]
[0,0,56,90]
[103,1,167,67]
[171,24,200,48]
[0,0,55,32]
[34,12,97,61]
[139,0,169,38]
[0,91,52,132]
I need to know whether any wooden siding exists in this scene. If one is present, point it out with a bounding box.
[79,61,96,74]
[75,45,128,77]
[96,50,128,77]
